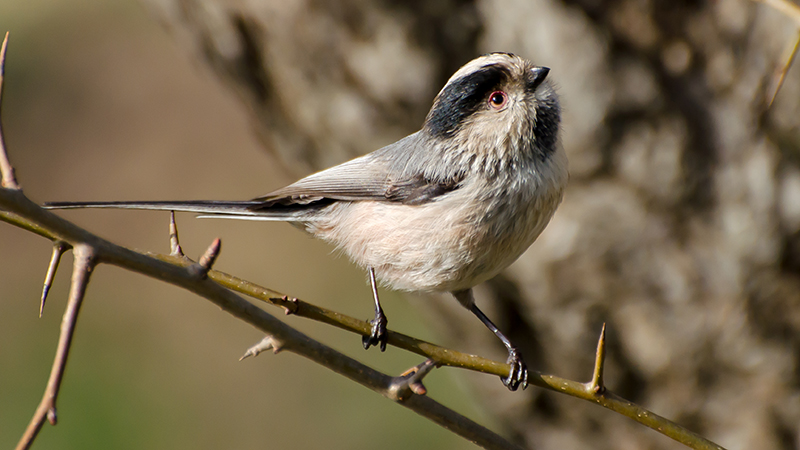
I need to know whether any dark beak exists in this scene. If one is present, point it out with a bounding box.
[527,66,550,90]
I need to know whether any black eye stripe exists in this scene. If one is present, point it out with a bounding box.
[425,64,511,138]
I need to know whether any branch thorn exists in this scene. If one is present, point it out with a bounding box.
[40,241,67,317]
[388,359,438,400]
[270,295,299,315]
[239,336,281,361]
[589,323,607,395]
[168,211,184,257]
[189,238,221,279]
[46,408,57,425]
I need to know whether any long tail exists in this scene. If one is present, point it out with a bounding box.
[42,200,296,221]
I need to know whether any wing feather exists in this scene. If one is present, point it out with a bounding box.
[254,154,391,205]
[250,132,462,210]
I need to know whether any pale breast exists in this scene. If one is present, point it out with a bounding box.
[305,149,568,293]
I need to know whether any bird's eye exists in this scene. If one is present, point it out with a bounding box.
[488,91,507,109]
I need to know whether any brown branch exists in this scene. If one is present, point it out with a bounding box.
[155,229,727,449]
[154,252,512,375]
[16,244,95,450]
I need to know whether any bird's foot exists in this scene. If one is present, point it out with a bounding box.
[502,348,528,391]
[362,310,388,352]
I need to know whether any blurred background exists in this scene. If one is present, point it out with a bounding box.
[1,0,799,449]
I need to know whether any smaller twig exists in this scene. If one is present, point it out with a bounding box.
[40,241,68,317]
[17,244,95,450]
[168,211,184,257]
[388,359,438,400]
[189,238,221,278]
[588,323,607,394]
[768,29,800,107]
[0,31,20,190]
[239,335,282,361]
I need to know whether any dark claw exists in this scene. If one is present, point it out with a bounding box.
[502,348,528,391]
[362,313,388,351]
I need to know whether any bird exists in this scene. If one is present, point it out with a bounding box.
[45,52,568,391]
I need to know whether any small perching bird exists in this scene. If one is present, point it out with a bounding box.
[46,52,568,391]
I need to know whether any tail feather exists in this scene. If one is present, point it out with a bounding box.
[43,198,335,221]
[43,200,264,215]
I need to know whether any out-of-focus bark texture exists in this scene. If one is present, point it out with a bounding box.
[143,0,800,448]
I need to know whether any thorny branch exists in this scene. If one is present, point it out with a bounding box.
[153,250,726,450]
[0,34,728,450]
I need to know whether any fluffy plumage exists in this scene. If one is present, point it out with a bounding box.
[45,53,568,391]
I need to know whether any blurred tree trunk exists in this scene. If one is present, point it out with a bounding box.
[142,0,800,448]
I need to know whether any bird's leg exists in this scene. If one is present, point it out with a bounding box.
[453,289,528,391]
[470,304,528,390]
[362,267,388,351]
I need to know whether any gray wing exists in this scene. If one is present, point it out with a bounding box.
[254,153,391,205]
[43,133,463,220]
[250,132,462,210]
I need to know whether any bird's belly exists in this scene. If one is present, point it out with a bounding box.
[305,191,559,293]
